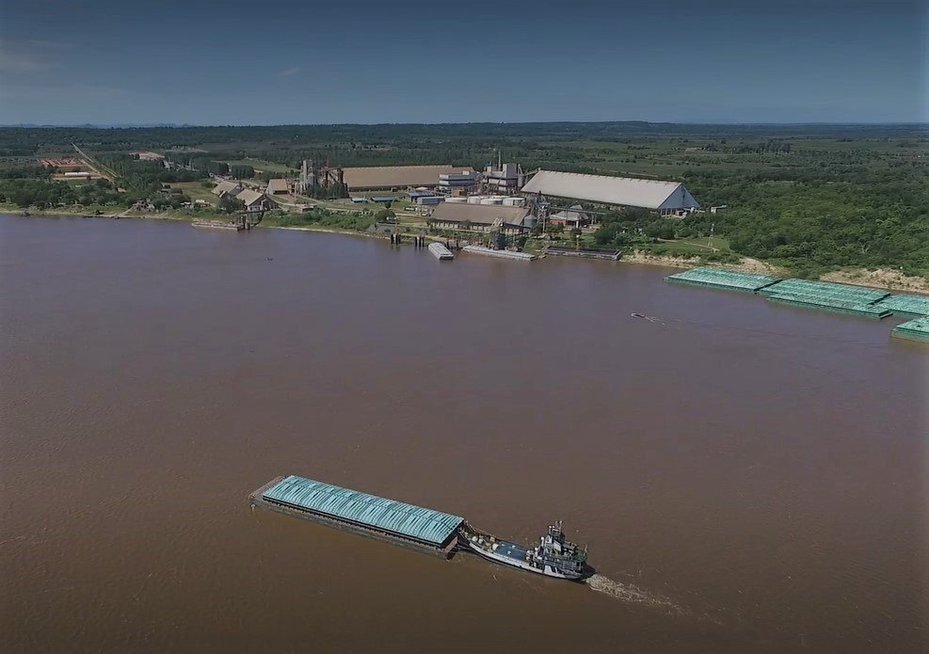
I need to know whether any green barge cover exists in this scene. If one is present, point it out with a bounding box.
[759,279,891,319]
[892,317,929,343]
[874,294,929,319]
[262,475,464,546]
[666,267,781,293]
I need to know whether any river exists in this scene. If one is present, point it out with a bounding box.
[1,215,927,653]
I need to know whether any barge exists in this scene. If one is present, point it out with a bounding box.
[250,475,462,558]
[250,474,589,579]
[428,242,455,261]
[461,245,535,261]
[192,220,244,231]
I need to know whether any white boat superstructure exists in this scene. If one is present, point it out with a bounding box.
[460,521,588,580]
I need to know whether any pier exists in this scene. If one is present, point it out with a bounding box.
[461,245,535,261]
[543,246,621,261]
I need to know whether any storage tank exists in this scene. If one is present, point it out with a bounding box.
[480,197,503,205]
[445,196,467,204]
[467,196,483,204]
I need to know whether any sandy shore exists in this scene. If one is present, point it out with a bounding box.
[820,268,929,295]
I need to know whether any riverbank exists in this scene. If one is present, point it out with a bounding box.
[4,210,926,296]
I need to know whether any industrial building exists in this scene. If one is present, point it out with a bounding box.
[429,202,535,235]
[548,204,589,229]
[212,180,243,198]
[342,165,476,192]
[521,170,700,214]
[39,158,84,173]
[235,188,271,212]
[483,162,526,193]
[438,169,481,192]
[266,178,290,195]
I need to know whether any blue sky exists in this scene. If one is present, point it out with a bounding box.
[0,0,925,125]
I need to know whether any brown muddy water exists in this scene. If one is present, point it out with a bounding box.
[1,215,927,653]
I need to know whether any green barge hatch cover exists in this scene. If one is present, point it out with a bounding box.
[263,475,464,546]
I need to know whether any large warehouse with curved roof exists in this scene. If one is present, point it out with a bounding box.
[521,170,700,214]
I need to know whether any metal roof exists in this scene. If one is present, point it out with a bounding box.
[266,179,289,193]
[430,202,531,226]
[521,170,700,210]
[263,475,464,546]
[550,204,588,222]
[212,180,240,196]
[235,189,265,206]
[343,165,475,190]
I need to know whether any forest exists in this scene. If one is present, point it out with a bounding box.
[0,122,926,276]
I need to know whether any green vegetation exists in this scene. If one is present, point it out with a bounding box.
[0,122,926,276]
[0,177,122,208]
[262,209,376,231]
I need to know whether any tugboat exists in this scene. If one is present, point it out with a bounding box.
[460,521,589,580]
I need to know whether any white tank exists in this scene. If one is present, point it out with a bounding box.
[445,196,467,203]
[480,197,503,205]
[467,196,483,204]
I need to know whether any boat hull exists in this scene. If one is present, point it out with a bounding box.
[466,541,584,580]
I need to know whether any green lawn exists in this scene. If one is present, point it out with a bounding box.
[224,158,294,174]
[170,181,218,206]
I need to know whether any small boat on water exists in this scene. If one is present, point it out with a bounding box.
[460,521,589,580]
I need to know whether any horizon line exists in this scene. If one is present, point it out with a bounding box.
[1,120,927,129]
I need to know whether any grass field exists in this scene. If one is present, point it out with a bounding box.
[224,158,294,174]
[170,181,218,206]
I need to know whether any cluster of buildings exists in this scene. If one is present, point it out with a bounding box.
[211,180,272,212]
[211,157,702,232]
[40,158,105,181]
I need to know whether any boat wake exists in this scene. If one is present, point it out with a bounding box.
[585,574,687,616]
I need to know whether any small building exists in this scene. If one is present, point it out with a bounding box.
[521,170,700,215]
[235,188,271,212]
[429,203,535,236]
[266,178,290,195]
[548,204,589,229]
[212,180,243,198]
[408,192,445,205]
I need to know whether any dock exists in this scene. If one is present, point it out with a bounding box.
[249,475,462,559]
[543,246,621,261]
[428,242,454,261]
[461,245,535,261]
[192,220,244,231]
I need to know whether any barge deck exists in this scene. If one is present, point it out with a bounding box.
[249,475,462,559]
